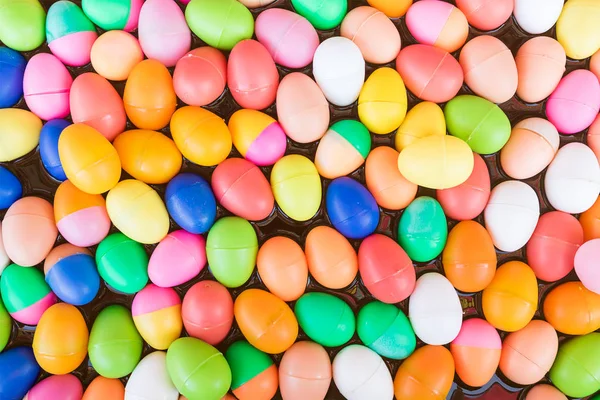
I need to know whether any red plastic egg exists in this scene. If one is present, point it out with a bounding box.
[455,0,513,31]
[173,47,227,107]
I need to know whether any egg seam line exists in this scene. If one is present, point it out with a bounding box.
[270,18,305,63]
[516,127,558,150]
[182,53,226,87]
[419,52,450,98]
[180,352,223,388]
[461,49,512,77]
[348,10,382,43]
[465,105,495,145]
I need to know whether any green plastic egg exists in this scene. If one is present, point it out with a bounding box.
[445,95,511,155]
[294,292,355,347]
[206,217,258,288]
[46,1,96,43]
[88,304,143,378]
[397,196,448,262]
[81,0,140,31]
[225,341,278,397]
[166,337,232,400]
[0,0,46,51]
[291,0,347,30]
[0,298,11,352]
[549,332,600,398]
[0,264,53,316]
[96,233,149,294]
[185,0,254,51]
[357,301,416,360]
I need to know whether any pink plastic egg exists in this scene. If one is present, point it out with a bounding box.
[25,374,83,400]
[455,0,513,31]
[575,239,600,295]
[132,284,182,350]
[173,47,227,107]
[23,53,72,120]
[148,230,206,288]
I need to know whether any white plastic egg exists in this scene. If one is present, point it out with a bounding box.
[514,0,564,34]
[125,352,179,400]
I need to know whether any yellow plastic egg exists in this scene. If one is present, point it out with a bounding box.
[170,106,232,167]
[367,0,412,18]
[271,155,322,222]
[0,109,42,162]
[395,102,446,151]
[556,0,600,60]
[58,123,122,194]
[358,67,407,135]
[106,179,169,244]
[397,135,474,190]
[113,130,182,184]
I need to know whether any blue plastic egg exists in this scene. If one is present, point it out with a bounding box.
[44,244,100,306]
[326,177,380,239]
[165,173,217,234]
[0,166,22,209]
[0,346,40,400]
[0,47,26,108]
[39,119,71,181]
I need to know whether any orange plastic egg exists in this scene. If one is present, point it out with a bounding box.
[442,220,496,293]
[543,281,600,335]
[123,59,177,130]
[305,226,358,290]
[173,47,227,107]
[234,289,298,354]
[279,341,331,400]
[455,0,513,31]
[257,236,308,302]
[82,377,125,400]
[394,345,454,400]
[366,0,412,18]
[580,195,600,241]
[526,384,567,400]
[482,261,538,332]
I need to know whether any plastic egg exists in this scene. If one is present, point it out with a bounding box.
[460,35,518,104]
[398,196,447,262]
[39,119,70,181]
[581,195,600,241]
[291,0,347,30]
[33,303,88,374]
[451,318,501,387]
[96,233,149,294]
[525,384,567,400]
[46,1,97,67]
[313,37,365,107]
[90,30,144,81]
[0,166,21,209]
[257,236,308,302]
[359,234,415,303]
[271,155,322,222]
[255,8,318,69]
[547,70,600,134]
[228,40,278,110]
[437,153,490,220]
[25,374,82,400]
[358,67,407,134]
[500,320,558,385]
[138,0,190,67]
[0,347,40,400]
[149,230,206,287]
[484,180,540,252]
[544,281,600,335]
[357,301,416,359]
[83,377,125,400]
[211,158,274,221]
[173,47,226,107]
[44,244,100,306]
[315,120,371,179]
[334,345,393,400]
[405,0,468,53]
[0,47,25,108]
[235,289,298,354]
[514,0,563,34]
[0,296,10,351]
[327,177,379,240]
[516,37,566,104]
[305,225,358,289]
[206,217,258,288]
[279,341,331,400]
[0,108,42,162]
[576,239,600,294]
[184,0,253,51]
[394,345,454,400]
[545,142,600,213]
[226,341,278,400]
[442,221,496,293]
[295,292,355,347]
[125,351,179,400]
[58,123,121,194]
[0,264,56,325]
[88,304,143,378]
[228,109,286,166]
[455,0,513,31]
[365,146,417,210]
[2,196,57,267]
[482,261,538,332]
[396,44,463,103]
[182,280,234,345]
[133,284,182,350]
[123,59,177,130]
[556,0,600,60]
[550,333,600,398]
[527,212,583,282]
[81,0,141,31]
[114,130,182,184]
[276,73,330,144]
[0,0,46,52]
[341,6,400,64]
[170,106,232,167]
[395,101,445,151]
[23,53,72,120]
